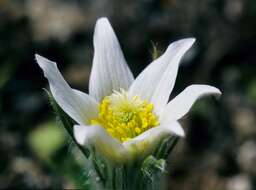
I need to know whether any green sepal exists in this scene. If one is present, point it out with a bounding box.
[142,156,166,177]
[154,136,179,160]
[141,155,166,190]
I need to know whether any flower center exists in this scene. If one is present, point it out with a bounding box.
[90,90,159,142]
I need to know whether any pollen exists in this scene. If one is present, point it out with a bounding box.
[90,90,159,142]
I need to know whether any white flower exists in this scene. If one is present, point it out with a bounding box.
[36,17,221,163]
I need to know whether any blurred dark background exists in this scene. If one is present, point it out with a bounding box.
[0,0,256,189]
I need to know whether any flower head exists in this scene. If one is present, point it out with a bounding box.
[36,17,221,163]
[90,90,159,142]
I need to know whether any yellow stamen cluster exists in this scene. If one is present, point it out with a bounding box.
[90,90,159,142]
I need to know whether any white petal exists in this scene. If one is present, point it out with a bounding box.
[150,39,195,114]
[74,125,130,162]
[35,54,98,125]
[72,89,99,120]
[123,121,184,159]
[128,38,195,106]
[89,17,134,102]
[160,84,222,123]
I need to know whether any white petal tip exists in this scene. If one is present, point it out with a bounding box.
[178,37,196,45]
[166,122,185,137]
[94,17,113,37]
[97,17,109,22]
[216,89,222,97]
[166,38,196,53]
[35,54,47,63]
[217,89,222,95]
[184,37,196,44]
[210,87,222,99]
[35,54,43,64]
[96,17,111,28]
[35,53,40,60]
[173,126,185,137]
[74,125,85,145]
[193,85,222,98]
[35,54,56,70]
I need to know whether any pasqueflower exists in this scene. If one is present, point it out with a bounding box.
[36,17,221,163]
